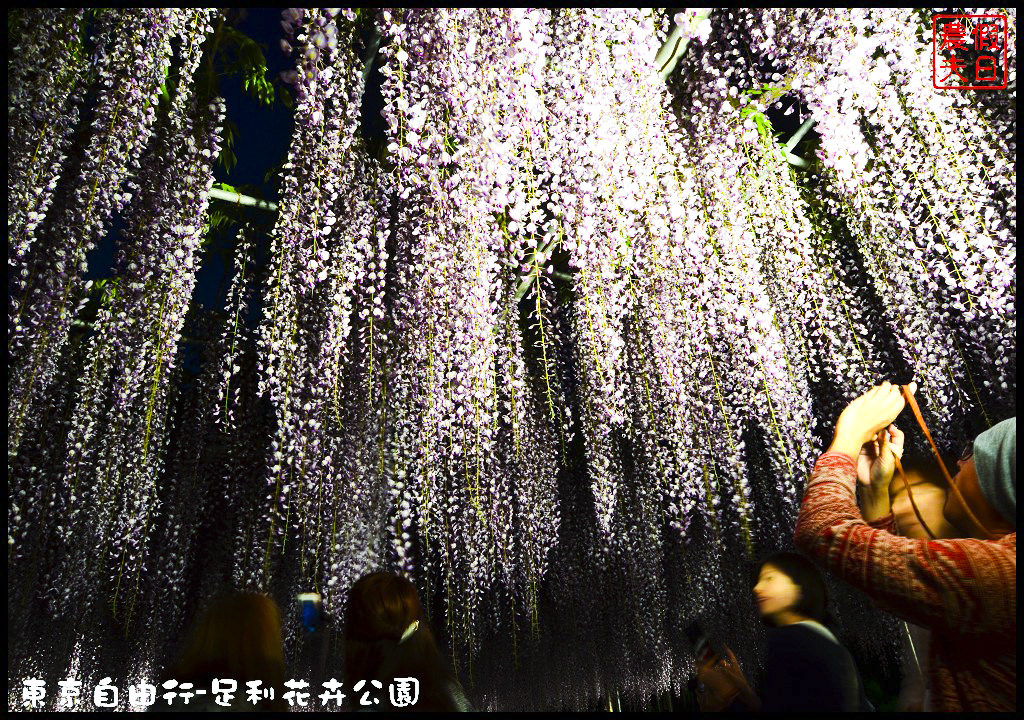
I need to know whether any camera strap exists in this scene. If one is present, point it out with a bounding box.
[890,385,997,541]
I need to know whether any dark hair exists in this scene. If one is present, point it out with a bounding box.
[169,590,287,711]
[757,552,828,626]
[344,572,459,711]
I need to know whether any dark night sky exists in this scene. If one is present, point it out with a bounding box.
[214,8,295,200]
[196,7,295,313]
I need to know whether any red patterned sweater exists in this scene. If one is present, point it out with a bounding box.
[794,452,1016,712]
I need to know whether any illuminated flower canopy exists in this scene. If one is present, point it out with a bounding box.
[7,7,1016,711]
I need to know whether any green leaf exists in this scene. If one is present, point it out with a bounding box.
[101,279,119,304]
[278,86,294,109]
[219,25,276,109]
[218,146,237,173]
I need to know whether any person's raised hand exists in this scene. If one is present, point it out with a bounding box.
[717,644,749,685]
[696,661,738,711]
[705,644,760,711]
[856,423,905,490]
[832,382,915,459]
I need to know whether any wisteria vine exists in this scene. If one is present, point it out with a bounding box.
[7,7,1016,713]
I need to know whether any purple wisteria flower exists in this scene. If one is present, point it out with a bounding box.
[7,6,1015,713]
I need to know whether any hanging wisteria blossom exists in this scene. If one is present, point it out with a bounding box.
[7,7,1015,713]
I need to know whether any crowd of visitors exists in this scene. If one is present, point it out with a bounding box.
[150,383,1014,712]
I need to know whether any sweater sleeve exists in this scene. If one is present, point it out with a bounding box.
[867,512,896,533]
[793,452,1016,637]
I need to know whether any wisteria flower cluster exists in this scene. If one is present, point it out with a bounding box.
[7,7,1015,713]
[9,9,201,463]
[8,9,90,305]
[8,6,221,704]
[797,9,1008,437]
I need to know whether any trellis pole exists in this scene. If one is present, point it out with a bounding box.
[207,186,277,211]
